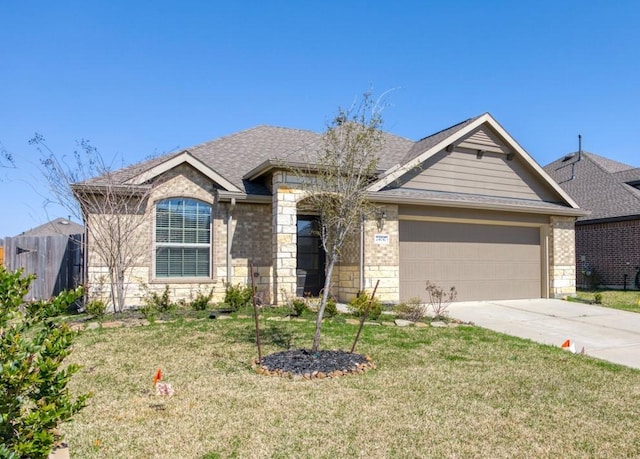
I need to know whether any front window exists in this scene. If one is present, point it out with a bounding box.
[155,198,211,278]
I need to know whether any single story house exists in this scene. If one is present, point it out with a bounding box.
[544,151,640,289]
[76,113,584,307]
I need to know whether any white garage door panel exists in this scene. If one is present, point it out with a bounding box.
[399,221,542,302]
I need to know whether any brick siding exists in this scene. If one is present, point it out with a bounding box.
[576,219,640,289]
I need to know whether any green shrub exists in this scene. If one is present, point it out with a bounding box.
[290,298,308,316]
[143,285,175,313]
[348,291,382,320]
[224,283,254,311]
[0,267,90,458]
[594,293,603,304]
[324,297,338,318]
[192,288,215,311]
[86,299,107,319]
[394,297,426,322]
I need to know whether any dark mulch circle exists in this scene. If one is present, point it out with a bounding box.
[255,348,375,379]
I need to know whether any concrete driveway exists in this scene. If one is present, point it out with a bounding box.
[447,299,640,370]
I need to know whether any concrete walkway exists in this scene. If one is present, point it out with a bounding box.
[447,299,640,370]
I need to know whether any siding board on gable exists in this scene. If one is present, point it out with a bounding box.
[457,126,511,154]
[396,148,558,202]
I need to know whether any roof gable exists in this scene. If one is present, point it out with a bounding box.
[370,113,579,209]
[126,151,241,192]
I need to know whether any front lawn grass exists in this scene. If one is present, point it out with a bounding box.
[574,289,640,313]
[63,316,640,458]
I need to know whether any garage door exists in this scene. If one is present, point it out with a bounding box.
[399,220,542,302]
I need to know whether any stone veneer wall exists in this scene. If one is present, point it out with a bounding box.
[272,171,307,304]
[272,172,401,304]
[549,216,577,298]
[362,204,400,304]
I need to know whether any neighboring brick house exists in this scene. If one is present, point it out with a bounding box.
[544,152,640,289]
[76,113,584,308]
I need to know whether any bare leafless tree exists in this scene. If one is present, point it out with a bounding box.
[292,92,386,352]
[32,135,151,313]
[0,141,15,169]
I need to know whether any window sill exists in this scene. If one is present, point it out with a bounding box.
[150,277,218,284]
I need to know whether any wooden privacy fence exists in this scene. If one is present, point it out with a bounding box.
[4,234,84,300]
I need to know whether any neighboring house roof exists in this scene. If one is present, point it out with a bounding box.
[543,152,640,222]
[80,113,582,216]
[16,218,84,237]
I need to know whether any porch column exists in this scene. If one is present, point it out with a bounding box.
[272,171,298,304]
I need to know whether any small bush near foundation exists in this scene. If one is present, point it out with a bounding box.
[145,286,171,311]
[348,291,382,320]
[192,288,215,311]
[594,293,603,304]
[394,297,426,322]
[425,281,457,319]
[324,297,338,318]
[86,299,107,319]
[224,283,254,311]
[290,298,308,317]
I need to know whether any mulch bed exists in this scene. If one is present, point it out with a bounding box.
[254,348,376,379]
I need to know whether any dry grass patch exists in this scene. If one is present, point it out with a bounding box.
[62,317,640,458]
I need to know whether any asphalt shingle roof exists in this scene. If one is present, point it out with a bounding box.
[83,125,417,194]
[81,114,572,213]
[543,152,640,222]
[16,218,84,237]
[400,114,484,164]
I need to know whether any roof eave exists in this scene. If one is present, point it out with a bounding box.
[243,159,385,181]
[214,190,271,204]
[369,192,589,217]
[576,213,640,225]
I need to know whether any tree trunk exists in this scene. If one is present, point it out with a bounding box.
[312,254,337,352]
[109,269,118,314]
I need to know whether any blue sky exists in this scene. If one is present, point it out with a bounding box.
[1,1,639,237]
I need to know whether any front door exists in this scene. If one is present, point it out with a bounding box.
[296,216,326,297]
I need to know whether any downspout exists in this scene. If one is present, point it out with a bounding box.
[227,197,236,285]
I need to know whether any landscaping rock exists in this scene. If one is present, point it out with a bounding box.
[415,322,429,328]
[394,319,414,327]
[381,321,396,327]
[431,321,447,328]
[85,322,100,330]
[345,319,360,325]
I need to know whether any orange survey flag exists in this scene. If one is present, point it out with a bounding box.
[153,368,162,385]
